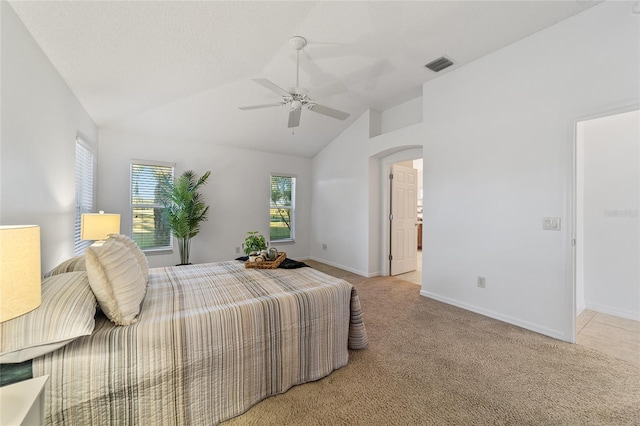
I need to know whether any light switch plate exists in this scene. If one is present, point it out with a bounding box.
[543,217,561,231]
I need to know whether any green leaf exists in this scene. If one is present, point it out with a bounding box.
[158,170,212,262]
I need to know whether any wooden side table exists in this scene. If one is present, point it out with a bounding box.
[0,375,48,426]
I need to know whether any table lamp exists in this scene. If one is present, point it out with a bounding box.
[81,211,121,245]
[0,225,42,322]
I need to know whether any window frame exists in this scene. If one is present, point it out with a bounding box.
[269,173,296,244]
[130,159,175,253]
[74,138,96,255]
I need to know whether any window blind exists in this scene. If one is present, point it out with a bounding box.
[74,141,95,255]
[130,161,174,251]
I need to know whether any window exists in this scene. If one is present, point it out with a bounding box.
[74,139,95,255]
[130,160,174,251]
[270,174,295,242]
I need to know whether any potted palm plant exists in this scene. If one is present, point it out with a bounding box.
[159,170,211,265]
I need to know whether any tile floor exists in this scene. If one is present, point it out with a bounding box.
[577,309,640,366]
[394,250,422,285]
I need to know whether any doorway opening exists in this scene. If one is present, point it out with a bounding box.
[377,147,423,280]
[575,108,639,365]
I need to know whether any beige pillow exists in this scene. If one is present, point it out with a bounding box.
[44,255,86,277]
[85,239,146,325]
[0,272,96,363]
[108,234,149,284]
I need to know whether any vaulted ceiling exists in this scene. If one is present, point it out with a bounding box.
[9,1,600,157]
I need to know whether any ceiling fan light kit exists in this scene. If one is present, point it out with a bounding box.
[240,36,350,129]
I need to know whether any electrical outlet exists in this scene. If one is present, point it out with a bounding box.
[477,276,486,288]
[322,244,327,250]
[235,247,241,254]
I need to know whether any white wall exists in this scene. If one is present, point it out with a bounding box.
[311,113,375,276]
[419,1,638,341]
[577,110,639,320]
[380,96,423,136]
[311,101,426,277]
[1,2,98,273]
[312,1,640,342]
[97,127,312,267]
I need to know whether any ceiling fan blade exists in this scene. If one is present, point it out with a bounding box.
[288,108,301,128]
[252,78,290,97]
[308,81,347,100]
[308,104,350,121]
[239,103,282,110]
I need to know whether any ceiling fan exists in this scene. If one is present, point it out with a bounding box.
[239,36,350,129]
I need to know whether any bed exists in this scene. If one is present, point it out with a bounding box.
[0,236,367,425]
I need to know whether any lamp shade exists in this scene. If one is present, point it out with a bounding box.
[0,225,41,322]
[81,212,121,241]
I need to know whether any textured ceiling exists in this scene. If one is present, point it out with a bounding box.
[9,1,600,158]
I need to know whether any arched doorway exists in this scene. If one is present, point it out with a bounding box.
[375,147,423,279]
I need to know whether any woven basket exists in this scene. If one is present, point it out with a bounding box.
[244,252,286,269]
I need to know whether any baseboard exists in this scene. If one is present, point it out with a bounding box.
[584,302,640,321]
[309,256,378,278]
[419,290,568,341]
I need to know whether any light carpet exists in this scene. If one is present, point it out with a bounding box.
[223,268,639,425]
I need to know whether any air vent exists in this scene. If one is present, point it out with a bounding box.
[425,56,454,72]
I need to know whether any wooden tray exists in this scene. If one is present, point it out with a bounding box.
[244,252,286,269]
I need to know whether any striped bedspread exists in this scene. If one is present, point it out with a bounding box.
[33,261,367,425]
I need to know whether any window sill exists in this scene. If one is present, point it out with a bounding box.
[142,248,173,256]
[271,239,295,245]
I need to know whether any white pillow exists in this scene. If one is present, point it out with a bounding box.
[108,234,149,284]
[85,239,146,326]
[0,272,96,363]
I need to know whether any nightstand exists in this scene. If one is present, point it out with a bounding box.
[0,375,48,426]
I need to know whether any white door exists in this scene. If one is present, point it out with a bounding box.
[390,164,418,275]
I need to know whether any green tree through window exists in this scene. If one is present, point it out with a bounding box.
[270,175,295,241]
[131,161,174,250]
